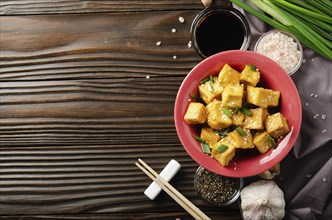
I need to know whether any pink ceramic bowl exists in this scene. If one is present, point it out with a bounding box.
[174,50,302,177]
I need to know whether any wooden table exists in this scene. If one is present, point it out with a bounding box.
[0,1,243,219]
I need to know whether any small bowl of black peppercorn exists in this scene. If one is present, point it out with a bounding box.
[194,166,243,207]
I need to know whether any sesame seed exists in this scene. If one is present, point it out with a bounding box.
[305,102,309,106]
[171,28,177,33]
[145,75,150,79]
[156,41,162,46]
[322,129,327,134]
[306,174,312,178]
[322,177,327,182]
[321,114,327,120]
[178,16,185,23]
[188,41,192,48]
[173,55,177,59]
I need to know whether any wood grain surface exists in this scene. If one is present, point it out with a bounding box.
[0,1,243,219]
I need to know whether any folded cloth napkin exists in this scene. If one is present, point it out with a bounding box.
[245,9,332,220]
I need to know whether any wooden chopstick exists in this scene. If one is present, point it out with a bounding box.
[136,159,211,220]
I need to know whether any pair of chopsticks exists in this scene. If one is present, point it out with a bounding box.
[135,159,211,220]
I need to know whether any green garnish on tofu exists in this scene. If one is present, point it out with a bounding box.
[222,107,232,117]
[216,144,229,153]
[269,136,276,149]
[201,143,211,154]
[236,127,247,137]
[240,107,253,116]
[249,64,257,71]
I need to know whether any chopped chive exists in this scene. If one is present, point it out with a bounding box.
[209,75,214,83]
[189,93,203,102]
[207,81,214,93]
[249,64,257,71]
[269,136,276,149]
[201,143,211,154]
[234,107,240,115]
[216,144,229,153]
[214,126,233,137]
[236,127,247,137]
[240,107,252,116]
[222,107,232,117]
[200,75,213,84]
[193,135,206,144]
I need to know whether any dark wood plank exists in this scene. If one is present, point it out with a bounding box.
[0,0,203,15]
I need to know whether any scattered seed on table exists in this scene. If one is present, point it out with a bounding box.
[173,55,177,59]
[305,102,309,106]
[145,75,150,79]
[306,174,312,178]
[188,41,192,48]
[322,177,327,182]
[313,114,319,119]
[321,129,327,134]
[156,41,162,46]
[171,28,177,33]
[178,16,185,23]
[321,114,327,120]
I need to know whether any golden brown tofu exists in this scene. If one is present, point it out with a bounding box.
[218,64,241,87]
[265,112,290,138]
[253,131,274,154]
[221,84,244,108]
[227,128,254,149]
[212,137,236,166]
[232,111,245,126]
[243,108,268,130]
[240,64,261,87]
[247,86,280,108]
[206,99,232,130]
[198,76,223,104]
[184,102,207,124]
[200,126,221,146]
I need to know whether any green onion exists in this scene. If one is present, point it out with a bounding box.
[214,126,233,137]
[222,107,232,117]
[207,81,214,93]
[193,135,206,144]
[189,93,203,102]
[269,136,276,149]
[249,64,257,71]
[234,107,240,115]
[240,107,252,116]
[236,127,247,137]
[229,0,332,61]
[216,144,229,153]
[200,75,213,84]
[201,143,211,154]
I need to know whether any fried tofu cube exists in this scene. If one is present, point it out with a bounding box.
[184,102,207,124]
[232,111,245,126]
[240,64,261,87]
[253,131,274,154]
[243,108,268,130]
[206,100,232,130]
[218,64,241,87]
[265,112,290,138]
[199,76,223,104]
[227,128,254,149]
[247,86,280,108]
[221,84,244,108]
[212,137,236,166]
[200,126,221,146]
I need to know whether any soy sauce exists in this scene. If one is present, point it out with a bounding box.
[196,12,245,57]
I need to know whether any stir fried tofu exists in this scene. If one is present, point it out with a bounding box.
[206,100,232,130]
[200,126,221,146]
[227,128,254,149]
[240,64,261,87]
[243,108,268,130]
[212,137,236,166]
[221,84,244,108]
[253,131,275,154]
[247,86,280,108]
[232,111,245,126]
[218,64,241,87]
[265,113,290,138]
[184,102,207,124]
[199,76,223,104]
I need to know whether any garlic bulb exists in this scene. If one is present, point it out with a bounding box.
[241,180,285,220]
